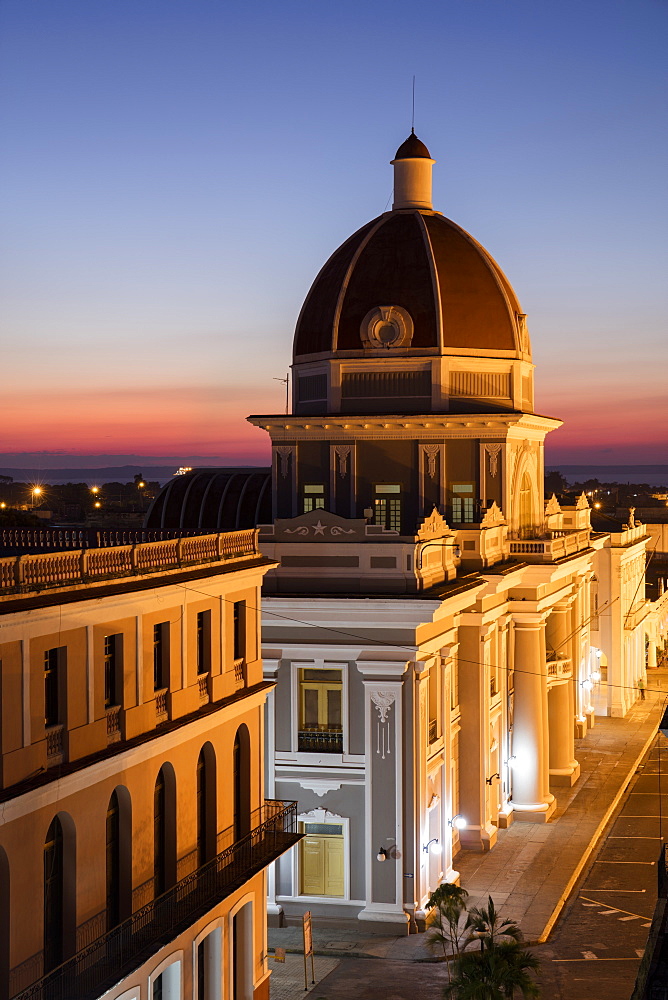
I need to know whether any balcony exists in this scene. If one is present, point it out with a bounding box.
[297,727,343,754]
[10,800,300,1000]
[546,657,572,684]
[508,529,590,563]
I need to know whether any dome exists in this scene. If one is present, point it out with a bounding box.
[394,131,432,160]
[144,468,271,532]
[293,210,530,361]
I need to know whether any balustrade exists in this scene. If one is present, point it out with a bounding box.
[154,689,168,721]
[9,801,300,1000]
[0,531,260,594]
[45,724,64,762]
[105,706,121,742]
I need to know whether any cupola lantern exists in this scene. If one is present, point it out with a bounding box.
[391,131,435,210]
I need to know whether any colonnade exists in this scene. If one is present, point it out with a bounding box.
[511,603,580,822]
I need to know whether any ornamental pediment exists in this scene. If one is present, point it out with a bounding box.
[416,506,452,540]
[544,494,562,517]
[480,501,507,528]
[270,508,368,541]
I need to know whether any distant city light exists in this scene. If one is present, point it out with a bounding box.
[94,501,101,508]
[175,467,193,476]
[138,481,145,488]
[91,486,99,494]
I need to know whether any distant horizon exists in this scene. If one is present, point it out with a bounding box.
[1,1,666,468]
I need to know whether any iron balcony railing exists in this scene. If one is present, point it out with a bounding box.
[297,727,343,754]
[11,800,300,1000]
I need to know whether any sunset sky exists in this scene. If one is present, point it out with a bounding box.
[1,0,666,469]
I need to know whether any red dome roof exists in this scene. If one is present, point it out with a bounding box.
[293,210,529,361]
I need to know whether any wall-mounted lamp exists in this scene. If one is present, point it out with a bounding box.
[581,679,593,692]
[448,814,467,830]
[590,670,601,683]
[504,755,517,769]
[376,846,388,862]
[416,539,461,570]
[423,838,442,854]
[485,772,500,785]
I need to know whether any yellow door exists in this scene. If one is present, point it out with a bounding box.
[324,837,344,896]
[300,824,344,897]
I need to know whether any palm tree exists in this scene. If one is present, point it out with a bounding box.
[444,941,541,999]
[465,895,522,952]
[425,883,469,979]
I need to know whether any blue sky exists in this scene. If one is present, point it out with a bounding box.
[1,0,666,465]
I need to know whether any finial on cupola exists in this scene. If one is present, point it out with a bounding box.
[391,132,435,211]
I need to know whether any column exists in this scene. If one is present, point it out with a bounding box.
[511,616,555,822]
[546,604,580,786]
[648,640,658,670]
[358,667,409,933]
[457,625,497,850]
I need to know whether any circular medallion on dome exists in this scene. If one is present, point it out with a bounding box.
[360,305,413,351]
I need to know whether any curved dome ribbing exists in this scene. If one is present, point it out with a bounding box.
[144,469,271,532]
[293,210,528,361]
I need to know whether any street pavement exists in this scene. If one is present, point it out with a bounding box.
[268,669,668,999]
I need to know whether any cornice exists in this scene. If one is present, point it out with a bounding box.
[248,412,561,439]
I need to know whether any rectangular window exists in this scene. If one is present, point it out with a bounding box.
[298,667,343,753]
[196,611,211,675]
[450,484,474,523]
[428,666,439,743]
[153,623,169,690]
[104,634,122,708]
[233,602,245,661]
[374,484,401,532]
[303,484,325,513]
[44,647,62,727]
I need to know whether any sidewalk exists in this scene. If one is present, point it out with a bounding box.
[268,672,666,982]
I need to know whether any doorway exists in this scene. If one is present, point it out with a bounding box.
[300,822,344,897]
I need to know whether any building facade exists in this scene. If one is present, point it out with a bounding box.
[244,134,661,930]
[0,530,300,1000]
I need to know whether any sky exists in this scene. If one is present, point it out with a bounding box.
[1,0,666,470]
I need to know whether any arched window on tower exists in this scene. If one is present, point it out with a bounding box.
[518,473,534,538]
[154,765,176,897]
[43,814,75,972]
[197,743,217,867]
[233,726,251,842]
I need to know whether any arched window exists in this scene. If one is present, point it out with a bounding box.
[0,846,9,1000]
[106,787,132,929]
[233,726,251,842]
[197,743,217,867]
[154,765,176,896]
[43,814,75,971]
[518,472,534,537]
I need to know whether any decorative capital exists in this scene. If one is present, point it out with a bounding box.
[334,444,351,478]
[422,443,440,479]
[370,689,396,722]
[484,443,502,478]
[275,446,292,479]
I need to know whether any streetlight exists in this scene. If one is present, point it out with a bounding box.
[31,486,42,508]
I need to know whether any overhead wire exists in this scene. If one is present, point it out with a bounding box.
[179,581,664,698]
